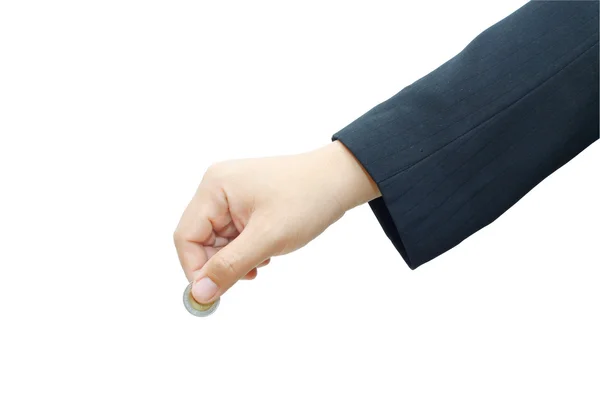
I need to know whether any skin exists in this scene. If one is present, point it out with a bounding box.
[173,141,381,304]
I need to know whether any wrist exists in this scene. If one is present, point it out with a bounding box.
[316,141,381,212]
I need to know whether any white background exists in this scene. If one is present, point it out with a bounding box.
[1,1,598,399]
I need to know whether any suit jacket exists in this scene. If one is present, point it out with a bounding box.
[332,1,599,269]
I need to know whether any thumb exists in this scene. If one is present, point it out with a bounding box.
[191,221,275,303]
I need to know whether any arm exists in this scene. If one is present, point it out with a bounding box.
[333,1,599,268]
[175,1,599,303]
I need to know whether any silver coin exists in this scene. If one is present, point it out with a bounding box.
[183,282,220,317]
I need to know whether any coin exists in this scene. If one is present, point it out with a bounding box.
[183,282,220,317]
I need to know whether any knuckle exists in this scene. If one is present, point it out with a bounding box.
[209,252,240,282]
[173,227,192,247]
[205,162,219,175]
[205,162,227,180]
[172,229,183,245]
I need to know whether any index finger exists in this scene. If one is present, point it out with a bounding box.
[173,193,215,281]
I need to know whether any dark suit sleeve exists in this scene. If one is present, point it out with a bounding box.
[332,1,599,269]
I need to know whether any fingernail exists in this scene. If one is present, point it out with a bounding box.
[192,277,218,303]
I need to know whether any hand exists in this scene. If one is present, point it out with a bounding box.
[173,141,380,304]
